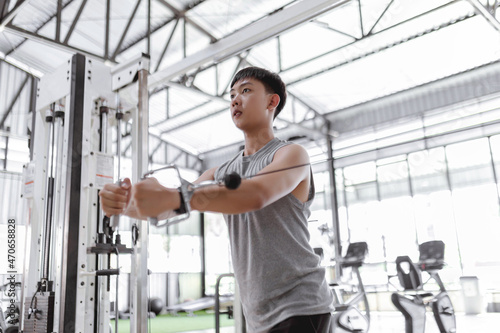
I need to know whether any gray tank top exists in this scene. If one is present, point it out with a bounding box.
[214,138,334,333]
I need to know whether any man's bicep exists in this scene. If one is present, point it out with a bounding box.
[253,144,310,202]
[265,144,310,178]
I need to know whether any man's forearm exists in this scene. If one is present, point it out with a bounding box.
[190,180,266,214]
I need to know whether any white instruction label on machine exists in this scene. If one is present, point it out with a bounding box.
[95,152,114,189]
[22,162,35,199]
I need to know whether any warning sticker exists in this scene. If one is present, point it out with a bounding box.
[22,163,35,198]
[95,152,114,189]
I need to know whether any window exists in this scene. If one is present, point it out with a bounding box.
[452,184,500,288]
[344,162,377,204]
[204,213,233,295]
[377,156,410,199]
[408,148,448,194]
[446,138,494,188]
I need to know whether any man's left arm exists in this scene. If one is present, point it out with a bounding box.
[189,143,310,214]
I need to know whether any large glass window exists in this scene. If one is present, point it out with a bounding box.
[204,213,234,296]
[446,138,495,188]
[446,137,500,288]
[377,155,410,199]
[377,197,416,262]
[344,162,377,204]
[452,184,500,287]
[408,148,448,194]
[412,191,461,284]
[331,135,500,290]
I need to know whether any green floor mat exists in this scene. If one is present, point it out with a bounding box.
[111,311,234,333]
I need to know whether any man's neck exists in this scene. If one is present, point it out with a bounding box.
[243,129,275,156]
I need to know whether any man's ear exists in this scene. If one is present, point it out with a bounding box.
[268,94,280,111]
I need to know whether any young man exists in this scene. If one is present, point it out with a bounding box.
[100,67,334,332]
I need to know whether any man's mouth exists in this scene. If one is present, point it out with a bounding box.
[233,110,242,118]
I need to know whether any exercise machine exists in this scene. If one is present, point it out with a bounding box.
[20,53,150,333]
[330,242,370,333]
[391,240,456,333]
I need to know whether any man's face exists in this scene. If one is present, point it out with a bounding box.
[229,78,274,130]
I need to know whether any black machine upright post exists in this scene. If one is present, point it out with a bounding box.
[59,53,86,332]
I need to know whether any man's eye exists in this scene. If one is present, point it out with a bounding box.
[230,95,235,99]
[243,88,250,93]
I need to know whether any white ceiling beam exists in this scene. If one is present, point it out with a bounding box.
[147,0,351,90]
[0,52,43,77]
[5,24,109,62]
[467,0,500,32]
[0,0,31,30]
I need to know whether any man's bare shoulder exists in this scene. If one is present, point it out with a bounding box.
[274,142,310,163]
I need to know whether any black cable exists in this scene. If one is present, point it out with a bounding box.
[27,283,42,319]
[244,162,311,179]
[238,156,335,180]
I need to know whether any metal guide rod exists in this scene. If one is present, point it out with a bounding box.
[100,102,109,152]
[130,66,150,333]
[98,101,109,332]
[116,92,122,181]
[111,92,122,231]
[40,101,65,283]
[98,101,109,235]
[97,100,109,333]
[48,102,65,283]
[41,104,55,282]
[113,91,122,333]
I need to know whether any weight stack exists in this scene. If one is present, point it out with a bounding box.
[23,293,54,333]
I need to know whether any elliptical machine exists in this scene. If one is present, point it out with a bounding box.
[330,242,370,333]
[391,240,456,333]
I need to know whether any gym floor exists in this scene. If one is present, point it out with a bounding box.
[185,312,500,333]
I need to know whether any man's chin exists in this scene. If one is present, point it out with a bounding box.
[233,120,245,130]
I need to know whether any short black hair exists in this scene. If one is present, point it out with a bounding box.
[230,66,287,120]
